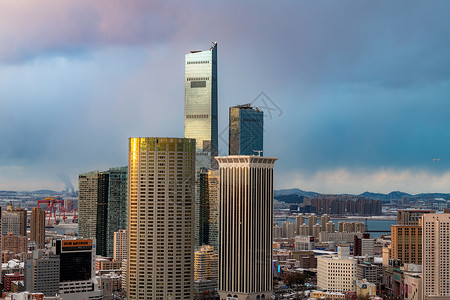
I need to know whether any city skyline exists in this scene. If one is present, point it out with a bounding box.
[1,1,450,194]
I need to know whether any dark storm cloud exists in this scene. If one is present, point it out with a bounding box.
[1,0,450,192]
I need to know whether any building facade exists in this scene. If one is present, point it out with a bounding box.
[317,247,357,293]
[30,207,45,249]
[127,137,195,299]
[422,213,450,298]
[217,155,277,300]
[229,104,263,156]
[24,250,60,296]
[391,225,422,265]
[113,229,127,262]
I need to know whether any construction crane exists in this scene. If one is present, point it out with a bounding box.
[37,197,68,226]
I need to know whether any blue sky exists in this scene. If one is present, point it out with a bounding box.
[1,1,450,194]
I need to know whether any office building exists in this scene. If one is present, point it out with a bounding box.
[229,104,263,156]
[317,247,357,293]
[185,43,218,247]
[79,167,127,257]
[217,155,277,300]
[194,245,218,292]
[127,137,195,299]
[422,213,450,298]
[295,236,314,251]
[24,250,60,296]
[198,169,220,249]
[106,167,128,257]
[52,238,103,300]
[2,212,21,236]
[184,42,218,170]
[113,229,127,262]
[30,207,45,249]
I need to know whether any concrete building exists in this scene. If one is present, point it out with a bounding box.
[217,155,277,300]
[95,256,122,272]
[127,137,195,299]
[294,236,314,251]
[194,245,218,293]
[198,169,220,249]
[7,206,27,237]
[321,214,330,232]
[422,213,450,299]
[2,233,28,254]
[300,223,309,236]
[397,209,435,225]
[52,238,103,300]
[317,247,357,293]
[273,223,282,239]
[355,279,376,298]
[228,104,263,156]
[326,221,336,233]
[356,262,378,284]
[391,225,422,265]
[30,208,45,250]
[308,214,317,236]
[113,229,127,262]
[24,250,60,296]
[361,238,375,257]
[282,221,295,239]
[295,214,305,235]
[2,212,21,236]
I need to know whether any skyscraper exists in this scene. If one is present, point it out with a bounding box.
[30,207,45,249]
[79,167,127,257]
[106,167,128,257]
[127,137,195,299]
[217,155,277,300]
[229,104,263,156]
[422,213,450,298]
[185,43,219,247]
[198,169,220,250]
[25,250,60,296]
[184,42,218,169]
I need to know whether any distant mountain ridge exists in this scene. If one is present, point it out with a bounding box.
[275,188,450,202]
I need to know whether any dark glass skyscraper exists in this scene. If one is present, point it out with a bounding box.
[229,104,263,156]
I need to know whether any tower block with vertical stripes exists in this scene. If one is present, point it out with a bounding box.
[216,156,277,300]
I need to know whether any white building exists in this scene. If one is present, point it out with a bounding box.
[217,156,277,300]
[317,247,357,293]
[113,229,127,262]
[422,213,450,299]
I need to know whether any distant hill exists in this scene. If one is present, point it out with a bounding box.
[274,188,319,198]
[275,188,450,202]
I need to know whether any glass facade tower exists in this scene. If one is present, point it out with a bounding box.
[229,104,263,156]
[184,42,218,169]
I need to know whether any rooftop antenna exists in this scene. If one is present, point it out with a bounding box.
[253,150,263,156]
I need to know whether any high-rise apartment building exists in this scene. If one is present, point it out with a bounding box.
[397,209,435,225]
[30,207,45,249]
[79,167,128,257]
[282,221,295,239]
[184,43,218,170]
[2,232,28,253]
[217,155,277,300]
[113,229,127,262]
[24,250,60,296]
[308,214,317,236]
[7,206,27,237]
[229,104,263,156]
[422,213,450,298]
[2,212,21,236]
[295,214,305,235]
[194,245,218,292]
[391,225,422,265]
[198,169,220,250]
[321,214,330,232]
[106,167,127,257]
[127,137,195,299]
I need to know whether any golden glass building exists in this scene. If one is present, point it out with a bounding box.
[217,155,277,300]
[127,137,195,300]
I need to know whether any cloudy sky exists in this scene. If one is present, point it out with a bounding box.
[1,1,450,194]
